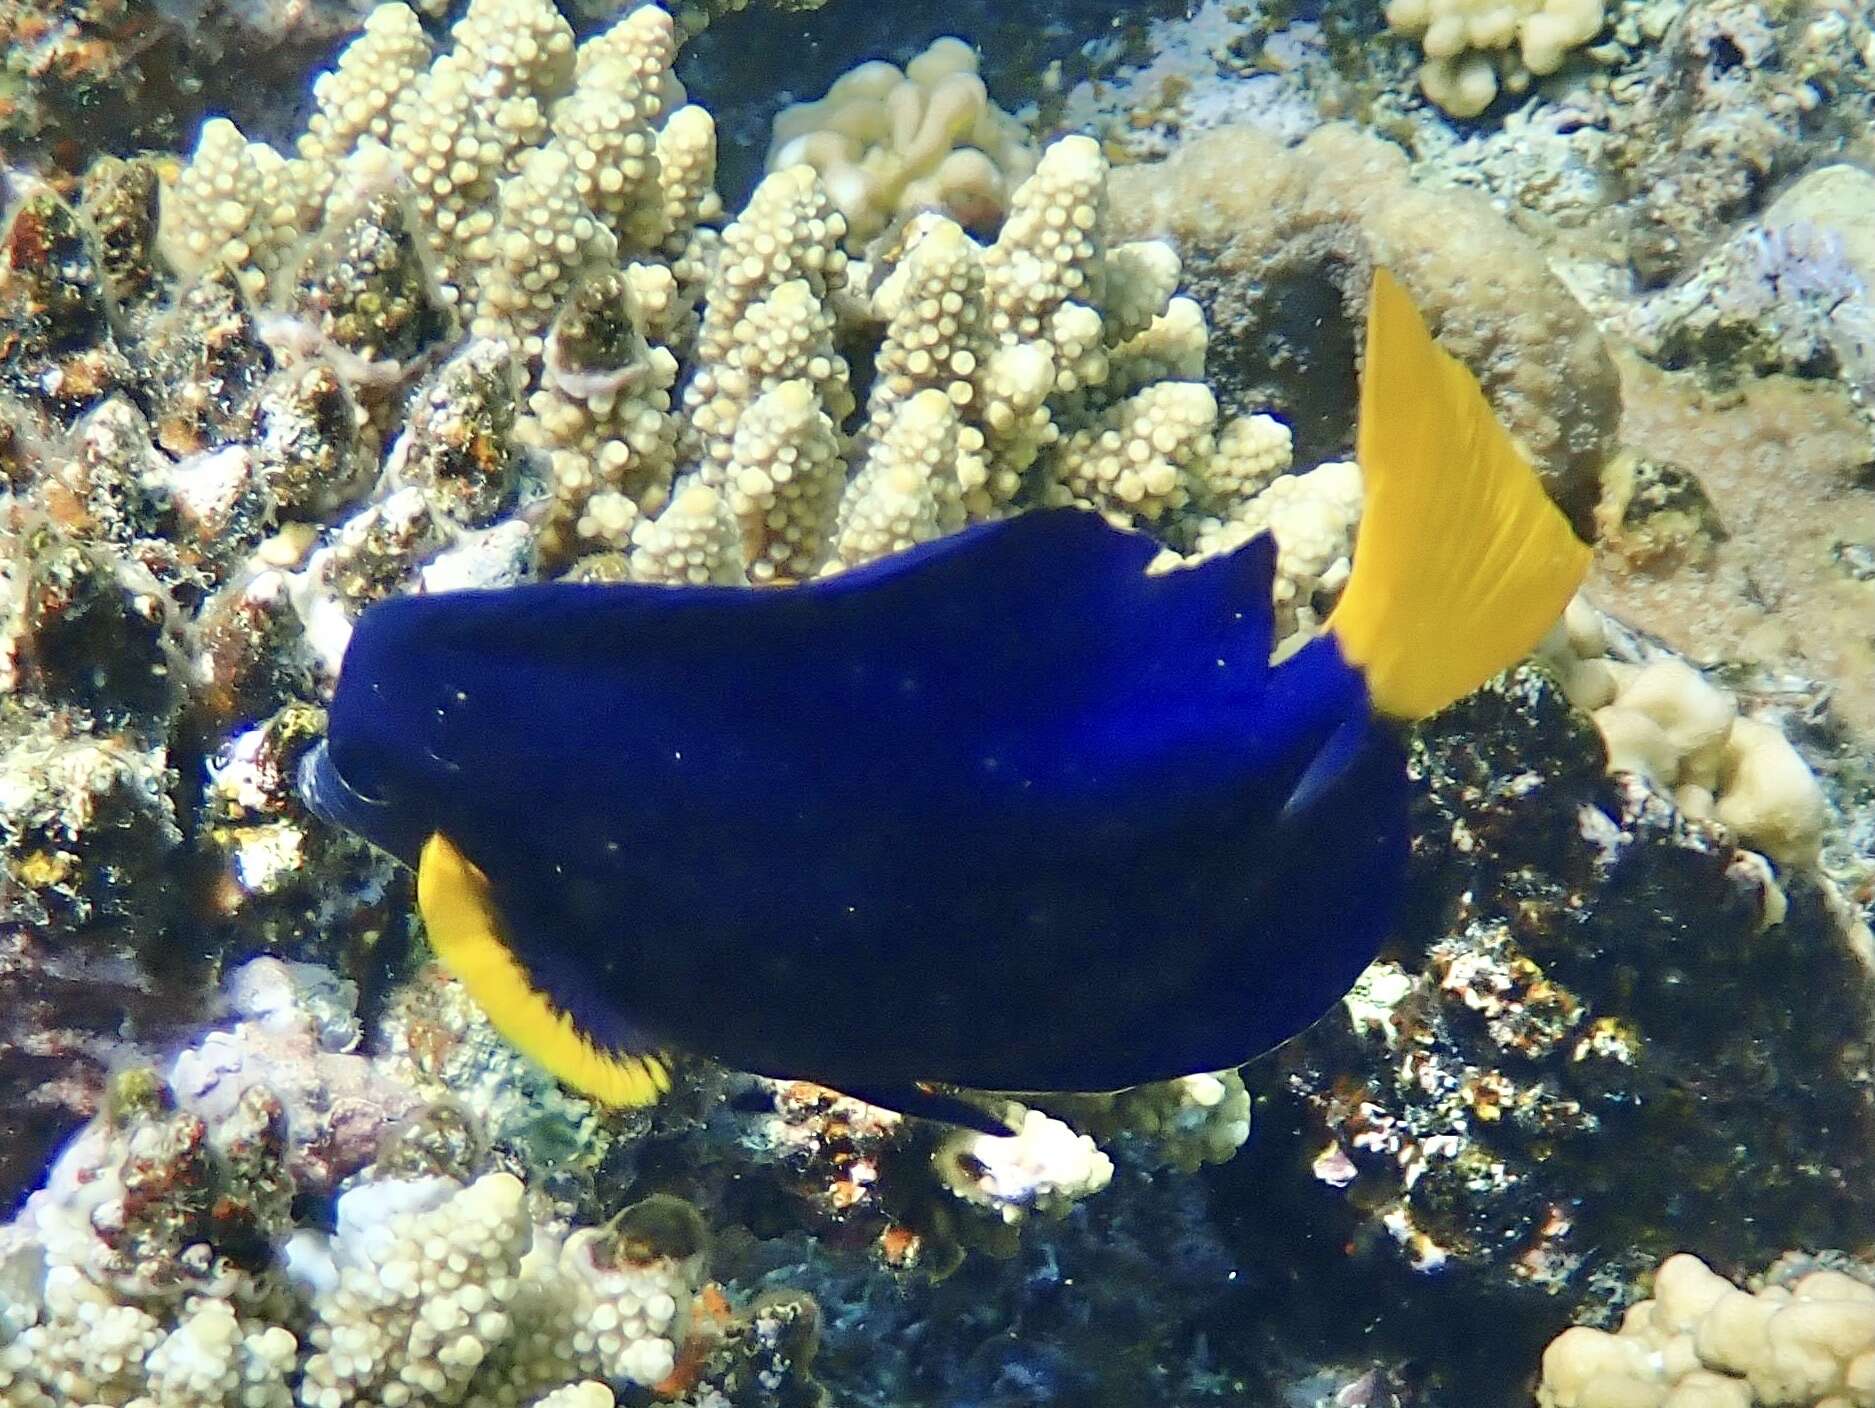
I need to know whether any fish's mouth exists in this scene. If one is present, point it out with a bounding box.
[298,740,423,867]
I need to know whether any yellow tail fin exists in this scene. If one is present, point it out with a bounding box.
[1326,270,1590,721]
[417,831,671,1108]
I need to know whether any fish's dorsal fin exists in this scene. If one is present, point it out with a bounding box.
[1326,269,1590,721]
[810,505,1158,599]
[417,831,672,1108]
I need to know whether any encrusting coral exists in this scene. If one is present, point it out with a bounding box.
[933,1104,1114,1227]
[1041,1070,1255,1174]
[1538,597,1831,872]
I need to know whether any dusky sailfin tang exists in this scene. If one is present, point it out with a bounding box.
[1327,269,1592,722]
[417,831,672,1108]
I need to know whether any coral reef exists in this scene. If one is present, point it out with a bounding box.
[668,0,826,35]
[0,0,200,179]
[168,957,423,1194]
[0,957,1284,1405]
[1049,1,1345,164]
[0,962,852,1406]
[1040,1069,1255,1174]
[1601,355,1875,736]
[1054,0,1875,306]
[1540,599,1830,870]
[1624,165,1875,399]
[0,0,835,185]
[932,1104,1114,1228]
[1586,0,1875,286]
[5,0,1376,1214]
[0,1,1870,1406]
[135,0,1339,597]
[0,1103,710,1405]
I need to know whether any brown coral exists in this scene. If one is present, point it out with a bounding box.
[1108,122,1620,531]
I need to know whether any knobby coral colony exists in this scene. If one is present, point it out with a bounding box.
[306,268,1590,1130]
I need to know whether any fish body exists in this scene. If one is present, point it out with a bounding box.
[308,516,1405,1096]
[304,271,1589,1124]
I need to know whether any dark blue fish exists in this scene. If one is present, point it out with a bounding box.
[302,272,1589,1130]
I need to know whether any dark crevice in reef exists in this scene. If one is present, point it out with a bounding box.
[1193,261,1366,471]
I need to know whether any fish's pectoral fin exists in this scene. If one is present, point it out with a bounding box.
[416,830,672,1109]
[834,1080,1019,1135]
[1278,714,1373,827]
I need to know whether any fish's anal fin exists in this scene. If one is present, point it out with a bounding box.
[1326,268,1592,722]
[834,1080,1019,1136]
[417,831,672,1109]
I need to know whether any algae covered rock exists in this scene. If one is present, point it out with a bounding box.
[1626,164,1875,399]
[0,189,130,432]
[1220,662,1875,1367]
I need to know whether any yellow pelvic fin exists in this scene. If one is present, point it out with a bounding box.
[1325,269,1591,721]
[417,831,671,1109]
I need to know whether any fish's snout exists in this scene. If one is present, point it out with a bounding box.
[297,739,346,829]
[298,738,424,867]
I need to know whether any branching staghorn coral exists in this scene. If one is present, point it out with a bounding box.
[1152,457,1364,649]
